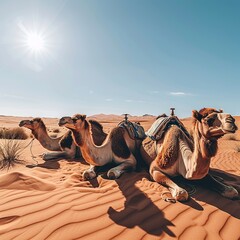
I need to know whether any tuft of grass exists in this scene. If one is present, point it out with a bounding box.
[0,127,28,140]
[0,128,27,170]
[0,138,25,170]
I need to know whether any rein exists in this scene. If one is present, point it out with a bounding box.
[22,138,38,165]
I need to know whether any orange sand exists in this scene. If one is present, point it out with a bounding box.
[0,115,239,240]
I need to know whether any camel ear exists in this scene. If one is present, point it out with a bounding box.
[192,110,202,121]
[219,109,223,113]
[82,114,87,120]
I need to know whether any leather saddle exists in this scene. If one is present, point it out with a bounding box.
[146,115,191,141]
[118,120,146,140]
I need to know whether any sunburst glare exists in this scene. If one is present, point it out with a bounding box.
[18,20,50,58]
[26,31,46,53]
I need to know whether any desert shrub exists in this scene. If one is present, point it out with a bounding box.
[0,127,28,140]
[0,139,25,170]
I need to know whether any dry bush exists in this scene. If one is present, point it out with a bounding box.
[0,139,25,170]
[0,128,27,170]
[0,127,28,140]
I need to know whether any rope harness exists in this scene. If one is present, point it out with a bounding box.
[22,138,38,165]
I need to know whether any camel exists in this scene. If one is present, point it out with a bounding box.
[58,114,145,180]
[19,118,107,160]
[141,108,239,202]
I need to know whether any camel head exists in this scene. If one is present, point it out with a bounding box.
[192,108,237,139]
[58,114,87,130]
[19,118,46,131]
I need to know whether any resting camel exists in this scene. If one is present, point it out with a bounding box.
[141,108,239,202]
[19,118,107,160]
[58,114,145,180]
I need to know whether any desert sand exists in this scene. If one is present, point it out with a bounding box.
[0,114,239,240]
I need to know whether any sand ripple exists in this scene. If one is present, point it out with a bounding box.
[0,135,240,239]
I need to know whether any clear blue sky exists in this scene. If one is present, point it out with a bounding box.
[0,0,239,118]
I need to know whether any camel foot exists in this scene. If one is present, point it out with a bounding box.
[220,186,239,199]
[83,169,97,180]
[161,192,177,203]
[107,169,123,180]
[42,153,56,161]
[170,188,189,202]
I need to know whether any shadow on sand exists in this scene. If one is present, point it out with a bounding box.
[107,172,175,237]
[189,168,240,219]
[25,156,89,170]
[108,168,240,237]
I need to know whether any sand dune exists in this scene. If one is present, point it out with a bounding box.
[0,116,239,240]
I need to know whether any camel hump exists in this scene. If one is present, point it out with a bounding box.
[60,130,73,150]
[89,119,103,131]
[156,125,181,169]
[146,115,190,141]
[110,127,131,159]
[118,121,146,140]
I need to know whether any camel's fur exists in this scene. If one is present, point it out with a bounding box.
[141,108,238,202]
[19,118,107,160]
[59,114,143,180]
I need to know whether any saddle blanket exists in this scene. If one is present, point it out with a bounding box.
[119,121,146,140]
[146,115,190,141]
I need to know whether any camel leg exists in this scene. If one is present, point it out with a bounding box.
[107,155,136,179]
[200,174,238,199]
[151,169,189,202]
[42,151,69,160]
[42,144,77,160]
[83,165,97,180]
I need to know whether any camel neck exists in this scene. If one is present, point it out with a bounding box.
[32,128,62,151]
[185,125,212,179]
[71,125,111,166]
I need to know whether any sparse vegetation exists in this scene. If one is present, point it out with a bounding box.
[0,139,25,170]
[0,128,27,170]
[0,127,28,140]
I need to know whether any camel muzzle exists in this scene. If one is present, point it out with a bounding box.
[222,121,238,134]
[58,117,73,127]
[19,120,30,127]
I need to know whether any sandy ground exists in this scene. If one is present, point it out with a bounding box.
[0,114,239,240]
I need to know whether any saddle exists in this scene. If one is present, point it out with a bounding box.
[146,115,191,141]
[118,120,146,140]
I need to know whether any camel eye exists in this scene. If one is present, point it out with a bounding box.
[207,118,215,126]
[72,118,78,122]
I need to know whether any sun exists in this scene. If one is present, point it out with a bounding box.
[25,31,46,54]
[18,20,49,57]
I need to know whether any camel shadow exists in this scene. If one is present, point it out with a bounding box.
[107,172,175,237]
[183,168,240,219]
[25,156,90,170]
[26,160,60,169]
